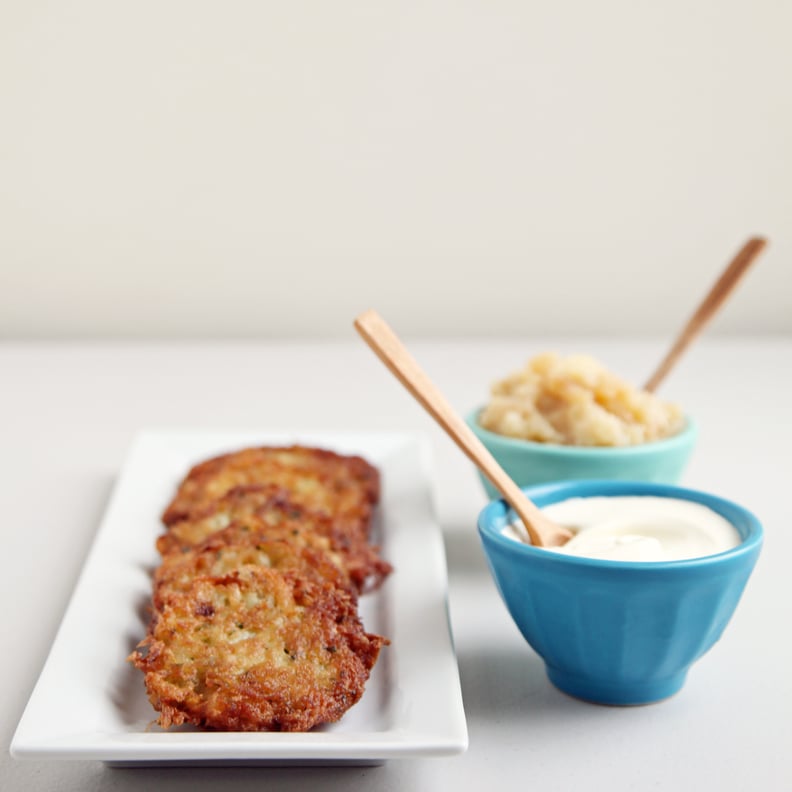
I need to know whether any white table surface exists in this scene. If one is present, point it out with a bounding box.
[2,337,790,792]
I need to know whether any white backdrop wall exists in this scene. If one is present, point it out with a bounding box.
[1,1,790,339]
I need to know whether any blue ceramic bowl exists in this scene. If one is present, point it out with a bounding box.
[466,408,698,499]
[477,480,762,705]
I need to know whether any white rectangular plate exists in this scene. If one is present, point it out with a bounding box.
[11,431,467,765]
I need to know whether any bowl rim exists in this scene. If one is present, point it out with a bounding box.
[465,407,697,457]
[477,479,763,571]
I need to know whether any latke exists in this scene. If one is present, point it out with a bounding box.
[130,568,386,732]
[153,527,352,608]
[161,446,380,537]
[157,485,391,593]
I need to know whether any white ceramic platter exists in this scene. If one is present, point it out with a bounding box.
[11,431,468,766]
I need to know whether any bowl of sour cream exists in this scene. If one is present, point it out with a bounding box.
[477,480,763,705]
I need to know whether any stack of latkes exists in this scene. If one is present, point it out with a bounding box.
[129,445,391,732]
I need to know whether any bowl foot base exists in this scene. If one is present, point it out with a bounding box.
[545,665,688,706]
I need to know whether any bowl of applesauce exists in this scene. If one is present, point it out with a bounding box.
[467,353,697,497]
[477,480,763,705]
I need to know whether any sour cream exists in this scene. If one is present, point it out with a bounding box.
[503,496,742,562]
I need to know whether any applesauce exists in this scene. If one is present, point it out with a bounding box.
[478,353,684,447]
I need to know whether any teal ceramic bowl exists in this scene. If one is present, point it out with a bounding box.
[477,480,763,705]
[466,408,698,498]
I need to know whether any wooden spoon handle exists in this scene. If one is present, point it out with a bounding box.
[354,309,567,547]
[644,237,768,392]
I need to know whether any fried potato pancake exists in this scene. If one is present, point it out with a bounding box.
[161,446,380,537]
[130,568,386,731]
[157,484,304,553]
[157,485,392,593]
[153,528,351,609]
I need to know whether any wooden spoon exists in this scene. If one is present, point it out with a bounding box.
[354,309,572,548]
[644,237,768,392]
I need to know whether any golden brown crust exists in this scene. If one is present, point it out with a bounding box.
[161,446,380,536]
[130,568,386,731]
[156,484,292,554]
[153,527,353,608]
[157,486,392,594]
